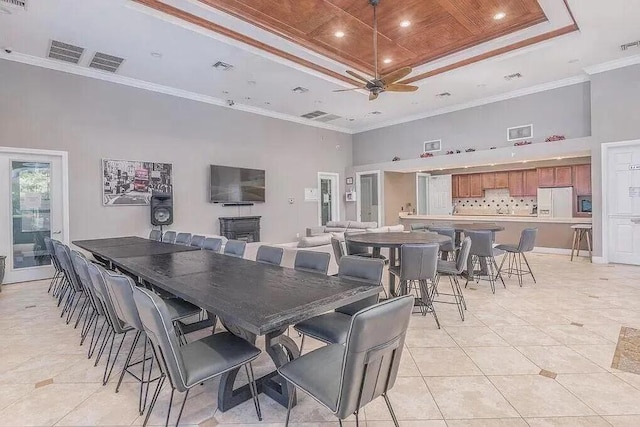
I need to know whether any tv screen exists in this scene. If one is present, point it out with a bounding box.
[210,165,265,203]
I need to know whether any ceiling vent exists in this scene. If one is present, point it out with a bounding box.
[300,110,327,119]
[423,139,442,153]
[292,86,309,94]
[620,40,640,51]
[504,72,523,81]
[89,52,124,73]
[47,40,84,64]
[315,114,341,123]
[212,61,233,71]
[0,0,26,10]
[436,92,451,98]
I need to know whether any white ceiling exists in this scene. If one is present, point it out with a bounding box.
[0,0,639,134]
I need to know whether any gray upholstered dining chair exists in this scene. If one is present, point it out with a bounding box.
[224,240,246,258]
[189,235,205,248]
[149,230,162,242]
[496,228,537,287]
[436,237,472,321]
[279,295,414,427]
[256,245,284,266]
[201,237,223,252]
[294,250,330,275]
[331,237,345,264]
[54,242,86,325]
[410,223,429,231]
[161,231,177,244]
[465,230,505,294]
[428,226,457,260]
[294,256,383,353]
[344,230,372,257]
[70,250,107,352]
[389,243,440,327]
[44,237,64,295]
[174,232,192,246]
[132,286,263,426]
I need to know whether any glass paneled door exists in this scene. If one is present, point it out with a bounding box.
[0,151,66,283]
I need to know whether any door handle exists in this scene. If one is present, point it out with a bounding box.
[52,231,62,235]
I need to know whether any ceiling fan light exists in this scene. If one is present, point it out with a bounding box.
[493,12,506,20]
[334,30,345,38]
[383,58,392,64]
[400,20,411,27]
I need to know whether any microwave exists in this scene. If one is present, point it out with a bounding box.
[578,196,592,214]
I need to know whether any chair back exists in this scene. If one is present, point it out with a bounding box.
[399,243,439,282]
[465,230,494,257]
[87,262,129,334]
[344,231,370,256]
[132,286,187,391]
[175,233,192,246]
[202,237,223,252]
[336,256,383,316]
[518,228,537,253]
[162,231,177,244]
[149,230,162,241]
[224,240,246,258]
[44,237,62,272]
[331,237,345,263]
[428,226,455,252]
[294,250,330,275]
[335,295,414,419]
[70,250,104,316]
[54,242,83,292]
[455,237,472,274]
[101,269,144,331]
[189,235,205,248]
[410,223,428,231]
[256,245,284,266]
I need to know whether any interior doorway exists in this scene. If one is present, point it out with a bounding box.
[356,170,382,225]
[317,172,339,226]
[603,140,640,265]
[0,147,69,283]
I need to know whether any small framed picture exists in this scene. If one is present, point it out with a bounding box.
[346,177,354,185]
[507,124,533,141]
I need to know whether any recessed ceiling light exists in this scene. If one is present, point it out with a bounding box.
[348,118,355,122]
[464,166,469,169]
[400,20,411,28]
[490,164,496,166]
[383,58,392,64]
[556,157,564,160]
[493,12,506,20]
[334,31,345,38]
[150,52,162,58]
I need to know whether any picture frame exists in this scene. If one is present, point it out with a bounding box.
[102,159,173,206]
[346,177,354,185]
[507,124,533,141]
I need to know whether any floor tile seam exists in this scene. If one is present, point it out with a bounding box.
[418,374,446,422]
[613,372,640,392]
[539,373,609,417]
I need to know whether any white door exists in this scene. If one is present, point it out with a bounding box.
[607,143,640,265]
[416,173,430,215]
[0,150,67,283]
[428,175,453,215]
[356,171,381,225]
[318,173,339,226]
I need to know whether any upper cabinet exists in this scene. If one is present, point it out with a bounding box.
[470,174,483,197]
[538,167,555,187]
[555,166,573,187]
[452,175,459,198]
[495,172,509,188]
[457,174,470,198]
[523,169,538,196]
[508,171,524,197]
[573,164,592,196]
[482,173,495,190]
[538,166,573,188]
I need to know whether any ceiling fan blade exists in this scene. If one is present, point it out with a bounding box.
[333,87,366,92]
[369,91,379,101]
[380,67,413,85]
[346,70,373,84]
[385,83,419,92]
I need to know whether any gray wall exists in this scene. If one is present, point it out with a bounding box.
[353,82,592,166]
[0,60,352,243]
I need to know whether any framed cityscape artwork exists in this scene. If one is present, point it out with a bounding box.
[102,159,173,206]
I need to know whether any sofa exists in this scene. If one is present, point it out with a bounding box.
[306,220,378,237]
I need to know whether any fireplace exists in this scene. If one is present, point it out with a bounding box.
[219,216,261,242]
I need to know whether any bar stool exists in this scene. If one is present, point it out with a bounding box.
[570,224,592,262]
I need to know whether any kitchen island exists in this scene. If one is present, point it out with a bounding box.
[399,214,592,252]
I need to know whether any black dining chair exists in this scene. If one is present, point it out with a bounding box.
[256,245,284,266]
[189,235,205,248]
[149,230,162,242]
[162,231,177,244]
[201,237,223,252]
[224,240,246,258]
[496,228,538,287]
[279,295,414,427]
[294,250,330,275]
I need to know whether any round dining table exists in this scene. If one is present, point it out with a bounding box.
[346,231,451,297]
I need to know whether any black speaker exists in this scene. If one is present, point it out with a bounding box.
[150,191,173,226]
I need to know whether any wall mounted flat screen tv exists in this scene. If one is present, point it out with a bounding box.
[210,165,265,203]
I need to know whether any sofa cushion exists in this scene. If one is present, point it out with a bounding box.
[326,221,350,228]
[388,224,405,232]
[324,227,348,233]
[366,227,390,233]
[298,235,333,248]
[348,221,378,229]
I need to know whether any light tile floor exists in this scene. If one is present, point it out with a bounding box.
[0,253,640,426]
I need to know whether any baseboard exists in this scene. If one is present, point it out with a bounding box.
[532,247,587,257]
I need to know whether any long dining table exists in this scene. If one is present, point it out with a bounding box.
[74,236,381,412]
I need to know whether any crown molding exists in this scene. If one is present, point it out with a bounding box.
[352,74,590,134]
[0,52,353,134]
[583,53,640,75]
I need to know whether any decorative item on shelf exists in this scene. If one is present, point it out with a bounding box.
[445,150,454,155]
[465,148,476,152]
[490,146,497,150]
[392,156,400,161]
[345,177,354,185]
[420,152,434,158]
[513,140,532,146]
[545,135,566,142]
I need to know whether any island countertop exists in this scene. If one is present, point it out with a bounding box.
[399,213,592,224]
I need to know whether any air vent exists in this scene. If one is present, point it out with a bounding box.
[315,114,341,123]
[423,139,442,153]
[300,110,327,119]
[504,73,523,81]
[47,40,84,64]
[0,0,26,9]
[89,52,124,73]
[292,86,309,94]
[212,61,233,71]
[620,40,640,51]
[436,92,451,98]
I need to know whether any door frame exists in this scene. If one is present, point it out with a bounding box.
[355,170,382,224]
[601,139,640,264]
[0,146,70,247]
[416,172,430,215]
[317,172,340,226]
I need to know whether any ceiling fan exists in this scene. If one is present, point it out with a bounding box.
[334,0,418,101]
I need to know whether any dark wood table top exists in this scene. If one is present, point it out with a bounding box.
[346,231,450,248]
[74,237,381,336]
[452,223,505,232]
[74,236,199,259]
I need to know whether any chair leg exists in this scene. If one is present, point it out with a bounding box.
[74,298,89,329]
[354,409,360,427]
[521,252,536,283]
[383,393,400,427]
[586,229,593,263]
[174,388,190,427]
[116,330,141,393]
[299,335,305,355]
[570,229,577,261]
[165,388,175,427]
[284,384,295,427]
[245,363,262,421]
[449,276,465,321]
[143,375,165,427]
[103,331,128,385]
[95,328,114,367]
[419,280,440,329]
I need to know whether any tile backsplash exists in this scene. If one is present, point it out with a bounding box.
[454,189,536,215]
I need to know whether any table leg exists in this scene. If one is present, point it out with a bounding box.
[389,248,397,297]
[218,320,300,412]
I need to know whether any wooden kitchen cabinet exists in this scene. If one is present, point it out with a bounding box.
[523,169,538,196]
[482,173,495,190]
[470,174,483,197]
[555,166,573,187]
[457,174,470,198]
[538,167,556,187]
[495,172,509,188]
[452,175,459,198]
[508,171,524,197]
[573,164,592,195]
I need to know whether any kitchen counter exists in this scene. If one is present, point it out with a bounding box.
[399,214,592,224]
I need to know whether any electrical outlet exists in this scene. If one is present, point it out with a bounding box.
[288,197,295,204]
